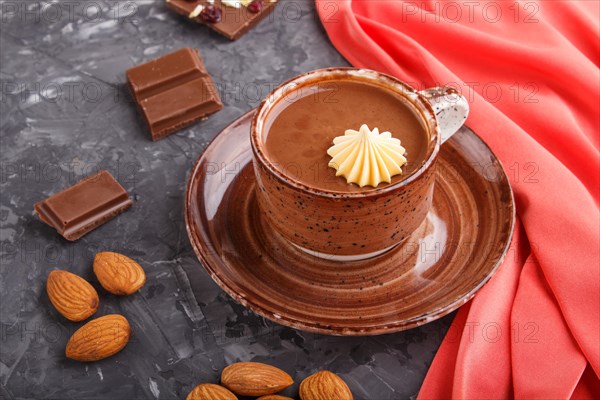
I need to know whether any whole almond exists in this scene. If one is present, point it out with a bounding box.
[299,370,353,400]
[93,252,146,295]
[221,362,293,397]
[186,383,237,400]
[65,314,130,362]
[257,396,294,400]
[46,270,99,321]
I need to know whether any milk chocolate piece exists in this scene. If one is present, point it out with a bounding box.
[127,48,223,141]
[34,170,132,241]
[166,0,278,40]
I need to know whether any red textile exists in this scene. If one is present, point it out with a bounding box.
[316,1,600,397]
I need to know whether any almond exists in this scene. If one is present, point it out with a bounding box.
[299,370,353,400]
[93,252,146,295]
[65,314,130,362]
[186,383,237,400]
[46,270,99,321]
[257,396,294,400]
[221,362,293,397]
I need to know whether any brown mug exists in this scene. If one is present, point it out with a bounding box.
[250,68,469,261]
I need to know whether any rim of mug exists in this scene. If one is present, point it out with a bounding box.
[250,67,440,198]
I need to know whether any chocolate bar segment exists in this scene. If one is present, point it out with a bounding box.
[34,170,132,241]
[166,0,278,41]
[127,48,223,141]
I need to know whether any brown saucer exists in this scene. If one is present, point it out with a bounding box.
[185,111,515,335]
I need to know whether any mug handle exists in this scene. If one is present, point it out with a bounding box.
[419,87,469,143]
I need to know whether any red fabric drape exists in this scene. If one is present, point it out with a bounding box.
[316,1,600,397]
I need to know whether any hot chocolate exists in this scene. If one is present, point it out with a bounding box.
[262,79,431,192]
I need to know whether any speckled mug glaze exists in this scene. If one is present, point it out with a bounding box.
[251,68,469,259]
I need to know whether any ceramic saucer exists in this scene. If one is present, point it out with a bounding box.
[185,111,515,335]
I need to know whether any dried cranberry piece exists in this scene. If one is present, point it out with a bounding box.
[200,5,222,23]
[247,0,263,13]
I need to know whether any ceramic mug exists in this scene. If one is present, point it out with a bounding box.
[250,68,469,261]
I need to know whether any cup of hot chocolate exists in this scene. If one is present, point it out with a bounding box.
[251,68,469,260]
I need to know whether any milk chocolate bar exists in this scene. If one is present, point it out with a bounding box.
[166,0,278,40]
[127,48,223,141]
[34,170,132,241]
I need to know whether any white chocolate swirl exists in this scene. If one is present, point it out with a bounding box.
[327,124,407,188]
